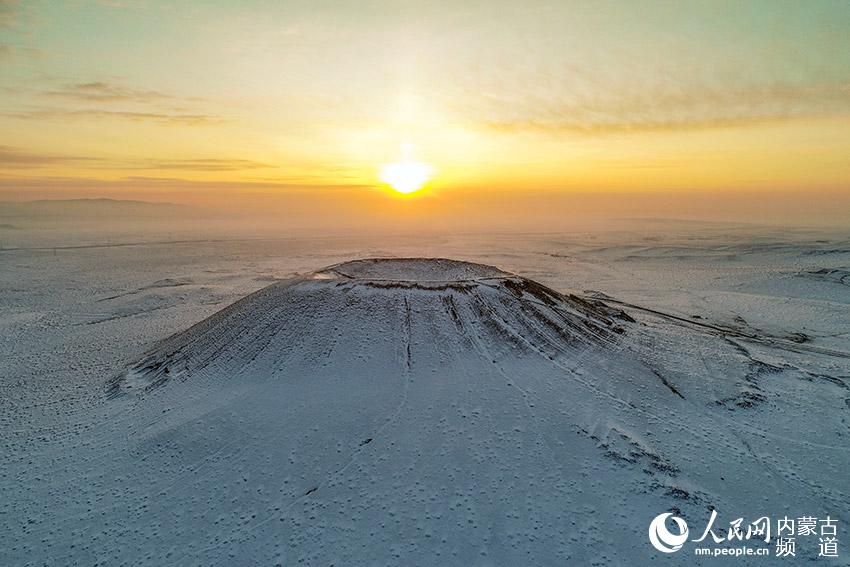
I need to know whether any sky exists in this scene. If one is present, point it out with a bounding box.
[1,0,850,227]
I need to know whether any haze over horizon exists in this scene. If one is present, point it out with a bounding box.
[2,1,850,227]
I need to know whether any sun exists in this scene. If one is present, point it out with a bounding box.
[380,160,432,194]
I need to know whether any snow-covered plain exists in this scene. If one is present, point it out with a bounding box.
[1,222,849,565]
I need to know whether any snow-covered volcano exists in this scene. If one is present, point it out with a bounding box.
[111,258,633,396]
[5,259,848,565]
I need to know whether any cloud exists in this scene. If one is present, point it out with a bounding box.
[122,159,271,171]
[1,80,219,125]
[0,146,270,171]
[93,0,135,7]
[3,107,220,125]
[0,174,365,193]
[452,71,850,135]
[0,43,44,61]
[44,81,174,103]
[0,145,98,168]
[485,85,850,134]
[0,0,20,28]
[481,114,795,135]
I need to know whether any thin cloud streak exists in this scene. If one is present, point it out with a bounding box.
[120,159,272,171]
[0,145,99,168]
[3,108,221,125]
[0,174,368,193]
[455,74,850,135]
[43,82,175,104]
[0,146,270,171]
[1,80,214,126]
[0,0,20,28]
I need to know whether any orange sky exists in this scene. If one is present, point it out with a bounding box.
[1,1,849,227]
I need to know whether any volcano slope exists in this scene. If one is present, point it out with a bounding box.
[3,258,849,565]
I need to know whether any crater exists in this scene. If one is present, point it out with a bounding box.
[319,257,511,282]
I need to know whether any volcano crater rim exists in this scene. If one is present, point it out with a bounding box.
[317,258,514,283]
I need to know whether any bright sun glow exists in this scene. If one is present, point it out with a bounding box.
[380,160,433,194]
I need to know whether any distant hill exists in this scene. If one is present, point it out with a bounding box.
[0,198,188,219]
